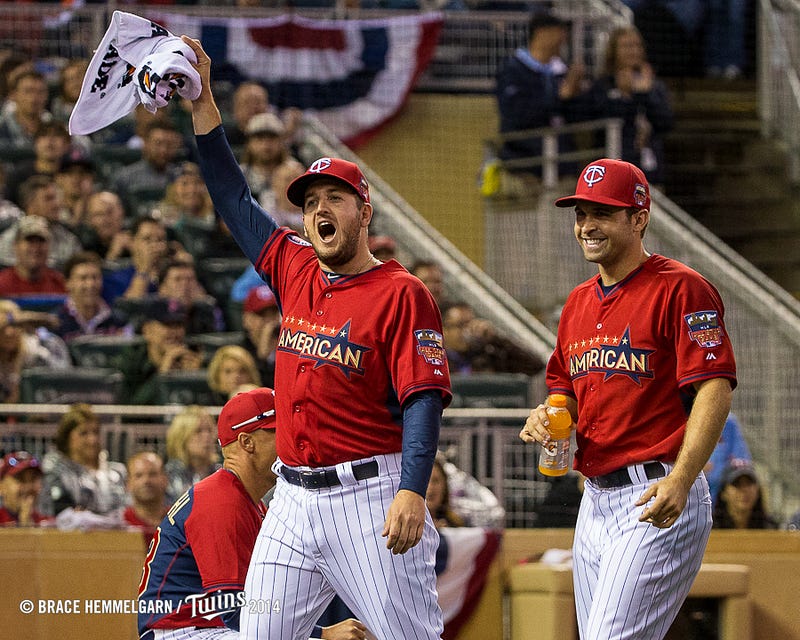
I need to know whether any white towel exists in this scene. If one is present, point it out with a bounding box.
[69,11,201,135]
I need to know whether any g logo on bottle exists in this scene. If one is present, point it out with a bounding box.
[583,164,606,188]
[309,158,332,173]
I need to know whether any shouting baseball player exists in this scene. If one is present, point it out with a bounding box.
[180,36,451,640]
[520,158,736,639]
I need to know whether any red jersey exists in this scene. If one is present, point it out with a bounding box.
[0,506,53,526]
[122,504,168,548]
[138,469,266,632]
[0,266,66,297]
[546,254,737,477]
[257,228,451,467]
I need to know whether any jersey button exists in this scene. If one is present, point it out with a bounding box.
[294,405,301,413]
[298,441,306,450]
[325,293,332,299]
[316,310,324,316]
[299,365,306,373]
[596,323,602,329]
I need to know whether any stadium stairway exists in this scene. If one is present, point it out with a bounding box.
[662,77,800,299]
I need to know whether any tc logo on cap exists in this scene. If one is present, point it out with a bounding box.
[309,158,332,174]
[583,164,606,187]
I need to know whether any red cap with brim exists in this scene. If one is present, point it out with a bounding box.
[286,157,370,208]
[555,158,650,210]
[217,387,277,447]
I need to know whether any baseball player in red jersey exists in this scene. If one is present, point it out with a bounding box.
[520,158,736,639]
[180,37,451,640]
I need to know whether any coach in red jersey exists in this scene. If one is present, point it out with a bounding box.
[520,158,736,640]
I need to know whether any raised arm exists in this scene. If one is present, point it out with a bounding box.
[179,35,278,265]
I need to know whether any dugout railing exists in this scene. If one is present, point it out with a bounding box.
[0,403,546,529]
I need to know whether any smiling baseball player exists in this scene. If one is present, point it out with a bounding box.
[520,158,736,639]
[180,36,451,640]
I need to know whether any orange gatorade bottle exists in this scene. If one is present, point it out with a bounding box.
[538,394,572,477]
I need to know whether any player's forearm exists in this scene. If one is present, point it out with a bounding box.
[190,92,222,135]
[400,390,443,496]
[671,377,733,489]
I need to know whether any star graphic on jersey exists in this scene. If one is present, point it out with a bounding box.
[277,319,371,379]
[568,326,654,385]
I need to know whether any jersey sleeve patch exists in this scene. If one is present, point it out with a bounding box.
[414,329,445,366]
[683,310,724,348]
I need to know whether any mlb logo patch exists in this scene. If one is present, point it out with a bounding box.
[414,329,445,366]
[684,310,724,348]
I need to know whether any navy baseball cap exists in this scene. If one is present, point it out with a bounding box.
[555,159,651,210]
[286,157,370,208]
[217,387,277,447]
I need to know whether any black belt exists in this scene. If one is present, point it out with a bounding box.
[591,462,667,489]
[279,460,379,489]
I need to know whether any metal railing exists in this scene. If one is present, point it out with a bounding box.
[0,404,548,529]
[758,0,800,184]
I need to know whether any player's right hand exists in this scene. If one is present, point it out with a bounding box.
[320,618,374,640]
[519,403,551,444]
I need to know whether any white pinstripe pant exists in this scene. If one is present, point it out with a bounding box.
[573,465,713,640]
[240,452,443,640]
[147,627,237,639]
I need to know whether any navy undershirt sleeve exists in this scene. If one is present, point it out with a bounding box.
[195,125,279,265]
[400,390,443,496]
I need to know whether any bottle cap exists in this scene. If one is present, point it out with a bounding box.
[549,394,568,407]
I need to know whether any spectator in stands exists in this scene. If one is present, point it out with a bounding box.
[0,299,71,403]
[442,301,542,375]
[0,215,66,299]
[111,118,184,214]
[114,297,204,405]
[495,11,587,179]
[207,344,262,404]
[437,453,506,528]
[55,251,132,343]
[0,451,52,526]
[704,0,748,79]
[0,163,23,228]
[164,405,221,504]
[40,402,128,516]
[54,148,97,227]
[0,52,34,109]
[103,215,169,304]
[119,450,169,546]
[0,69,51,149]
[5,121,71,206]
[712,459,779,529]
[157,258,225,334]
[226,81,270,147]
[50,58,88,126]
[0,174,82,270]
[705,412,752,505]
[76,190,132,262]
[426,455,465,529]
[410,259,447,308]
[156,161,215,230]
[270,157,305,231]
[239,112,304,213]
[586,25,674,186]
[368,234,398,263]
[240,284,280,387]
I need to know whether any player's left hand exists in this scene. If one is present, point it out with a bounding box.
[635,474,690,528]
[382,489,425,555]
